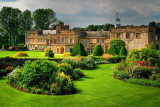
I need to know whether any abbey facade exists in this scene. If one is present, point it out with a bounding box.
[25,13,160,55]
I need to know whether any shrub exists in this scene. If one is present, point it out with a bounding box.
[74,68,84,78]
[13,52,29,57]
[54,75,76,95]
[107,56,126,63]
[62,52,71,57]
[150,74,160,82]
[44,48,54,58]
[62,58,79,69]
[59,63,73,76]
[127,48,160,65]
[20,60,59,88]
[109,39,125,55]
[0,69,8,76]
[2,44,10,49]
[147,42,159,50]
[127,78,160,87]
[113,71,130,80]
[120,46,127,56]
[108,45,116,55]
[80,57,96,70]
[71,43,87,56]
[93,45,104,56]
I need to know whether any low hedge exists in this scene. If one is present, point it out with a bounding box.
[127,78,160,87]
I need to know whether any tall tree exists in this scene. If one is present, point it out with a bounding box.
[18,9,33,44]
[0,6,21,45]
[103,23,114,30]
[33,8,57,29]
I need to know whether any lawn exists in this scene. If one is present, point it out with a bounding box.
[0,51,62,58]
[0,64,160,107]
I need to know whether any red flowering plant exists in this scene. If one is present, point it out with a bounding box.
[133,61,153,67]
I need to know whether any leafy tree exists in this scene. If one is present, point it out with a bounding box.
[147,42,159,50]
[18,9,33,44]
[86,25,96,31]
[109,39,125,55]
[108,45,116,55]
[156,22,160,34]
[33,8,57,29]
[120,46,127,56]
[93,45,104,56]
[0,6,21,45]
[103,23,114,30]
[71,43,87,56]
[149,21,156,27]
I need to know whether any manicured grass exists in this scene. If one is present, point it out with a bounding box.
[0,64,160,106]
[0,51,62,58]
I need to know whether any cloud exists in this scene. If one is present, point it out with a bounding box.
[0,0,160,28]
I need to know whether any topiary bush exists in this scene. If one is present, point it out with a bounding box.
[71,43,87,56]
[44,48,54,58]
[108,45,116,56]
[120,46,127,56]
[93,45,104,56]
[108,39,125,55]
[13,52,29,57]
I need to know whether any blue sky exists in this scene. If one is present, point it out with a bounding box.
[0,0,160,28]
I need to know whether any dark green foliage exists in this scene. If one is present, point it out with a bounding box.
[80,57,96,69]
[108,45,116,55]
[71,43,87,56]
[44,48,54,58]
[93,45,104,56]
[0,44,2,49]
[127,78,160,87]
[120,46,127,56]
[2,44,10,49]
[113,71,130,80]
[33,8,57,29]
[62,58,79,69]
[0,69,8,76]
[108,39,125,55]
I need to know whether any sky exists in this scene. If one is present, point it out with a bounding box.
[0,0,160,28]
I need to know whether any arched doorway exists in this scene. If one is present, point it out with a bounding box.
[57,48,59,54]
[60,47,64,54]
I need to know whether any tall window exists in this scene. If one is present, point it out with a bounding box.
[44,39,45,42]
[97,39,99,43]
[33,39,35,42]
[38,45,39,49]
[136,33,141,39]
[33,45,35,49]
[84,40,86,43]
[62,38,64,43]
[117,33,120,38]
[41,39,42,42]
[102,40,104,43]
[28,39,29,42]
[88,40,90,43]
[38,39,39,42]
[70,38,72,43]
[31,39,32,42]
[126,33,130,39]
[65,36,68,44]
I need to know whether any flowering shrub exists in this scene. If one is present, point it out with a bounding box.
[62,52,71,57]
[133,61,153,66]
[13,52,29,57]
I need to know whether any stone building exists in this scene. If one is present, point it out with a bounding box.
[25,14,159,54]
[25,25,110,54]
